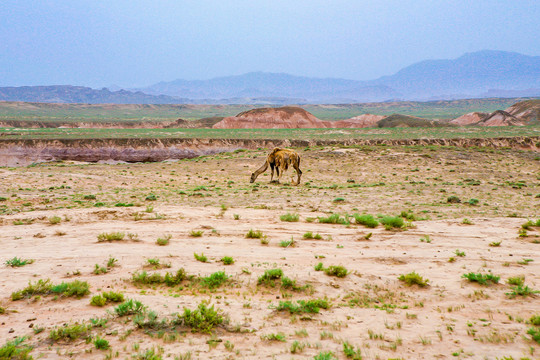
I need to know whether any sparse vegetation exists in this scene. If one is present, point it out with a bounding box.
[280,212,299,222]
[324,265,348,278]
[462,272,500,285]
[398,272,429,287]
[5,257,34,267]
[97,232,125,242]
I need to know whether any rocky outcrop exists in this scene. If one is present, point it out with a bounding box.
[504,99,540,123]
[212,106,331,129]
[450,112,488,126]
[477,110,524,126]
[1,137,538,167]
[332,114,386,128]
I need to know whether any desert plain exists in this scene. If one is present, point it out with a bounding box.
[0,144,539,359]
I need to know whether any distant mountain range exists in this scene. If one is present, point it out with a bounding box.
[1,50,539,104]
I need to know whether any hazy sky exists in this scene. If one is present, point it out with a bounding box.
[1,1,539,88]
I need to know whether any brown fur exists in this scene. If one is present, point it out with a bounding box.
[250,148,302,185]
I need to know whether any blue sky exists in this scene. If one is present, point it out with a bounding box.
[1,1,539,88]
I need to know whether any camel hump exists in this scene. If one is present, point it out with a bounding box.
[270,147,284,155]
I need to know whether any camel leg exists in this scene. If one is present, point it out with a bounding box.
[269,163,275,183]
[293,162,302,186]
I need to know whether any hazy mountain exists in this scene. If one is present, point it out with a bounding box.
[1,51,538,104]
[0,85,188,104]
[141,72,400,103]
[371,50,540,99]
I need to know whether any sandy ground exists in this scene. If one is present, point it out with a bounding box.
[0,145,539,359]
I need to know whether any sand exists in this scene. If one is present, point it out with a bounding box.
[0,145,539,359]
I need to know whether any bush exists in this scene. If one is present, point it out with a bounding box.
[194,253,208,263]
[12,279,89,300]
[353,214,379,228]
[0,337,33,360]
[49,322,92,342]
[97,232,125,242]
[303,232,323,240]
[246,229,264,239]
[190,230,204,237]
[114,299,146,317]
[530,314,540,326]
[318,214,349,225]
[5,257,34,267]
[50,280,90,298]
[221,256,234,265]
[178,303,224,333]
[447,196,461,203]
[132,269,186,287]
[200,271,229,289]
[276,299,330,314]
[462,272,500,285]
[280,213,299,222]
[156,234,171,246]
[398,272,429,287]
[93,336,110,350]
[48,216,62,225]
[527,327,540,344]
[324,265,348,278]
[258,269,283,286]
[380,216,404,230]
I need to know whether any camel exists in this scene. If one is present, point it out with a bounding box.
[250,148,302,185]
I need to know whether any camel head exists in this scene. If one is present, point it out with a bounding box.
[250,172,257,183]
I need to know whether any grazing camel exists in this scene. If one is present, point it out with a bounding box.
[250,148,302,185]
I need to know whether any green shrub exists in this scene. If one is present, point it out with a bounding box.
[507,276,525,286]
[93,336,110,350]
[324,265,348,278]
[279,237,295,247]
[527,327,540,344]
[447,195,461,203]
[90,295,107,307]
[353,214,379,228]
[318,213,349,225]
[190,230,204,237]
[0,337,33,360]
[145,194,158,201]
[276,299,330,314]
[97,232,125,242]
[280,213,299,222]
[156,234,171,246]
[258,269,283,287]
[177,303,224,333]
[261,332,286,341]
[200,271,229,289]
[221,256,234,265]
[48,216,62,225]
[12,279,89,300]
[50,280,90,298]
[506,284,540,298]
[132,269,186,287]
[333,197,345,203]
[314,351,338,360]
[530,314,540,326]
[11,279,52,300]
[314,262,324,271]
[343,341,362,359]
[194,252,208,263]
[303,231,323,240]
[462,273,500,285]
[398,272,429,287]
[467,198,479,206]
[114,299,146,317]
[246,229,264,239]
[380,216,404,230]
[49,322,92,342]
[5,257,34,267]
